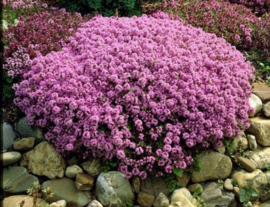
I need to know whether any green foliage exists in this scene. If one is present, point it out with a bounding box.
[58,0,143,17]
[239,187,259,203]
[173,168,183,178]
[217,179,224,184]
[103,158,119,173]
[125,199,134,207]
[192,154,202,172]
[163,173,181,192]
[2,71,14,99]
[26,181,54,207]
[231,178,238,187]
[193,187,206,207]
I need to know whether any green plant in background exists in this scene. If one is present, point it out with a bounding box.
[231,178,238,187]
[103,158,120,173]
[2,71,15,99]
[192,153,202,172]
[239,187,259,204]
[24,181,53,207]
[193,187,206,207]
[58,0,142,16]
[164,173,181,192]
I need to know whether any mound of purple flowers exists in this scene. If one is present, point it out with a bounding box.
[14,12,255,179]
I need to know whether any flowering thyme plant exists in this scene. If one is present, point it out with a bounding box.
[14,12,255,179]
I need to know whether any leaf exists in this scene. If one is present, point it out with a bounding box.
[126,199,134,206]
[70,156,77,164]
[173,168,183,178]
[249,188,259,197]
[239,187,251,203]
[194,186,201,196]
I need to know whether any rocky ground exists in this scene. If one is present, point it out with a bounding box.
[1,82,270,207]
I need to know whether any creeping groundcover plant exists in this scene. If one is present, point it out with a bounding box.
[13,12,255,179]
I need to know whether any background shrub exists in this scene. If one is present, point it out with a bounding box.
[13,12,255,179]
[57,0,143,16]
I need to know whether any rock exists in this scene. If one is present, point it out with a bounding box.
[16,117,44,141]
[140,177,170,197]
[259,200,270,207]
[263,101,270,117]
[1,166,39,194]
[224,178,234,191]
[175,172,190,188]
[201,182,237,207]
[131,176,140,193]
[248,94,263,117]
[261,190,270,202]
[231,169,268,197]
[137,191,155,207]
[153,192,169,207]
[20,141,66,179]
[247,134,257,150]
[170,188,197,207]
[65,165,83,178]
[245,147,270,170]
[1,151,21,166]
[75,173,94,190]
[88,200,103,207]
[81,158,104,176]
[1,122,16,152]
[96,171,135,207]
[50,200,67,207]
[252,82,270,103]
[214,145,226,154]
[191,151,232,183]
[42,177,91,207]
[247,117,270,146]
[237,156,256,172]
[187,183,203,194]
[227,131,248,153]
[13,137,35,151]
[243,201,252,207]
[233,187,240,198]
[0,195,48,207]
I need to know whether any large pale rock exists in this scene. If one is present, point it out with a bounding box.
[42,177,91,207]
[231,169,268,197]
[191,151,232,183]
[249,94,263,117]
[1,151,21,166]
[15,117,44,140]
[140,177,170,197]
[96,171,135,207]
[169,188,197,207]
[201,182,237,207]
[259,200,270,207]
[1,122,16,152]
[244,147,270,170]
[252,82,270,103]
[1,166,39,194]
[13,137,35,151]
[263,101,270,117]
[20,141,66,179]
[137,191,155,207]
[0,195,48,207]
[247,117,270,146]
[81,158,104,176]
[65,165,83,178]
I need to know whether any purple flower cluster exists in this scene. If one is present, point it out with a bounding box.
[14,12,255,179]
[229,0,270,15]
